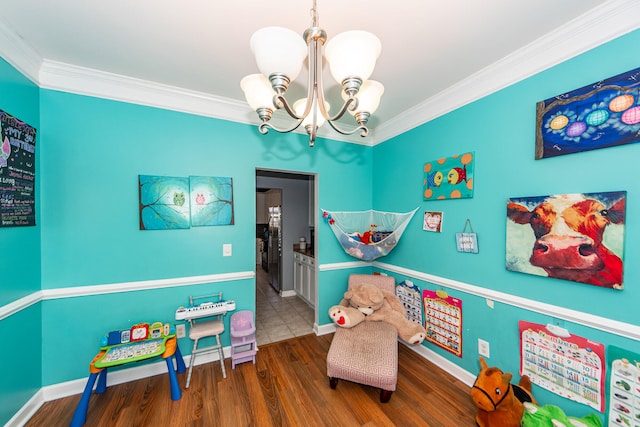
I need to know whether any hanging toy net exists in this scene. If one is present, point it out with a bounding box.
[322,207,418,261]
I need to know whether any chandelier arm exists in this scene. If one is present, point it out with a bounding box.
[258,119,305,135]
[325,96,358,122]
[325,120,369,138]
[272,94,304,120]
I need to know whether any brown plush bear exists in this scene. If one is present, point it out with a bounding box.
[328,283,426,345]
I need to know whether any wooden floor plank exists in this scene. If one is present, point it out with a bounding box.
[24,334,478,426]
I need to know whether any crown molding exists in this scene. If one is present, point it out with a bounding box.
[0,18,41,84]
[374,0,640,144]
[1,1,639,146]
[38,59,251,122]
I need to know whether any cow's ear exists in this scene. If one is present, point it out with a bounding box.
[507,203,532,224]
[606,198,626,224]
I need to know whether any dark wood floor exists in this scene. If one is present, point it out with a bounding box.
[26,333,478,426]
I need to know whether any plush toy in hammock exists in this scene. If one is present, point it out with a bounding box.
[471,356,537,427]
[328,283,426,345]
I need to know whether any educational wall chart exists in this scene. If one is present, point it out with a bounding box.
[519,321,605,412]
[423,290,462,357]
[0,110,37,227]
[606,345,640,427]
[396,280,423,326]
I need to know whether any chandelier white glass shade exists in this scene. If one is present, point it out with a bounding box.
[240,2,384,147]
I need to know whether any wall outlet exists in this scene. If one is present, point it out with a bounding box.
[478,338,490,358]
[176,324,186,338]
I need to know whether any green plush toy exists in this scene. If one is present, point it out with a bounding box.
[522,402,603,427]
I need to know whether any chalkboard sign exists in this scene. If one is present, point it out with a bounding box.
[0,110,36,227]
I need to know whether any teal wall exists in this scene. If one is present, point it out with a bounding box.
[37,89,373,385]
[372,29,640,418]
[2,27,639,426]
[0,58,42,425]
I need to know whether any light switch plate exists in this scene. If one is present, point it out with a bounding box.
[223,243,232,256]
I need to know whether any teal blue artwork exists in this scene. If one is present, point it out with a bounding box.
[423,152,475,200]
[138,175,190,230]
[189,176,234,226]
[536,66,640,159]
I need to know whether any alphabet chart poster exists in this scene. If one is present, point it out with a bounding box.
[423,290,462,357]
[519,321,605,412]
[396,280,423,326]
[606,345,640,427]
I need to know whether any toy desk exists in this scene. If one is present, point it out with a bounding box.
[70,324,186,427]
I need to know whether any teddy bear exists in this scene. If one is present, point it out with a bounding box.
[328,282,426,345]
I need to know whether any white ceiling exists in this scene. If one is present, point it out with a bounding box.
[0,0,638,144]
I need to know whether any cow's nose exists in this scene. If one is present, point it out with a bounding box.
[530,235,602,269]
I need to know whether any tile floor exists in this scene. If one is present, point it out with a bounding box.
[255,265,315,346]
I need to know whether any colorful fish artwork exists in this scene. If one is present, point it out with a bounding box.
[425,170,444,188]
[447,165,467,184]
[423,152,474,200]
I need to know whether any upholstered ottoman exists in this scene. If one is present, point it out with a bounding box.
[326,274,399,403]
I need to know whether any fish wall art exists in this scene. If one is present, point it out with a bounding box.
[423,152,474,200]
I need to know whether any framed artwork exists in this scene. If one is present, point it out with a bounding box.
[423,211,443,232]
[189,176,234,226]
[536,66,640,159]
[423,152,474,200]
[506,191,626,289]
[138,175,190,230]
[0,110,37,227]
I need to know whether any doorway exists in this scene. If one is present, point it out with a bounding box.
[255,169,317,346]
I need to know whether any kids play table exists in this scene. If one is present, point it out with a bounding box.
[70,322,186,427]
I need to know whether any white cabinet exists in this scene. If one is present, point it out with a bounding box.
[293,252,315,308]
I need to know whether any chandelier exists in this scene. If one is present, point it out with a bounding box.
[240,0,384,147]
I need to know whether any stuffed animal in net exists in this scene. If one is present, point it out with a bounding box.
[328,282,426,345]
[521,402,603,427]
[471,356,537,427]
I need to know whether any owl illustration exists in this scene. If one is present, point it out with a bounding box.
[195,193,205,205]
[173,191,185,206]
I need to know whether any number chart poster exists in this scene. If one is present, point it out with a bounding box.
[606,345,640,427]
[0,110,36,227]
[519,321,605,412]
[423,290,462,357]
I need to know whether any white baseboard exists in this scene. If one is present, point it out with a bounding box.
[316,322,336,336]
[6,389,45,427]
[404,342,476,387]
[280,289,297,298]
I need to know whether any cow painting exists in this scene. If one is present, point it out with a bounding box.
[506,191,626,289]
